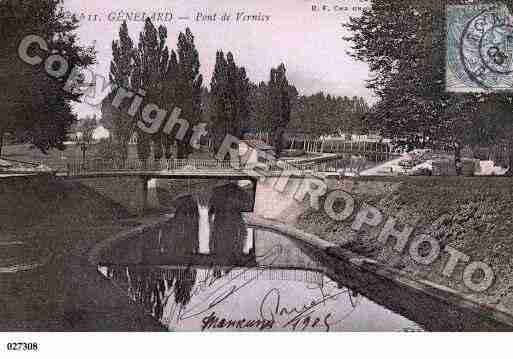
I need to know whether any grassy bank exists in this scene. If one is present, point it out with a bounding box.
[0,176,164,330]
[296,176,513,311]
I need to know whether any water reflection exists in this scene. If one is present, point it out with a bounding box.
[210,184,249,262]
[99,183,423,331]
[100,260,421,331]
[160,196,199,257]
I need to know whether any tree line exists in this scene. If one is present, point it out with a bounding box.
[287,93,369,136]
[102,19,372,160]
[101,19,203,161]
[1,1,371,161]
[206,79,369,138]
[101,19,309,159]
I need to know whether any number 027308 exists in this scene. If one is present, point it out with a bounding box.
[6,342,39,351]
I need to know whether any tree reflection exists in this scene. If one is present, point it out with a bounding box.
[160,195,199,258]
[210,184,250,264]
[173,267,197,306]
[103,183,256,322]
[143,183,254,265]
[106,265,199,321]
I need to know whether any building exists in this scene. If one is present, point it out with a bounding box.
[239,139,276,165]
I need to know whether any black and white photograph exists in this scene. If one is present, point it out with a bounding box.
[1,0,513,356]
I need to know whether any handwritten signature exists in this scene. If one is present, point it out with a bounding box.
[201,312,274,331]
[163,245,284,323]
[158,245,361,331]
[258,286,359,331]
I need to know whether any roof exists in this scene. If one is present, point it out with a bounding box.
[241,139,275,151]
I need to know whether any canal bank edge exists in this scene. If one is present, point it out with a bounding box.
[88,212,513,330]
[244,215,513,330]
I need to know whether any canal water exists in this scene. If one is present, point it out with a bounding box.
[98,182,424,331]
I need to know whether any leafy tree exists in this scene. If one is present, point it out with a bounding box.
[160,49,179,159]
[344,0,460,142]
[269,64,296,156]
[132,18,170,161]
[210,51,250,153]
[101,21,136,162]
[210,51,228,152]
[234,62,250,138]
[345,0,513,174]
[0,0,95,155]
[103,21,203,161]
[175,28,203,159]
[246,81,272,131]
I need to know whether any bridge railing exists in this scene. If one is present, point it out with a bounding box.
[66,155,379,176]
[66,158,237,176]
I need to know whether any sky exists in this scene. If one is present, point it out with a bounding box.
[63,0,376,118]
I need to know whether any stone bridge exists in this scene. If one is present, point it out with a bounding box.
[57,158,259,215]
[11,154,385,215]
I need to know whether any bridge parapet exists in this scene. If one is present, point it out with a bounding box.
[66,158,238,176]
[64,153,393,179]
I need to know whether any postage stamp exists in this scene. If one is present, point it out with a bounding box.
[446,3,513,92]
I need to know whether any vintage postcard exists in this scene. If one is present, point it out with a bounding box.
[2,0,513,352]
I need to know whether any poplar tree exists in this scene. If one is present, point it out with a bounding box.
[269,64,295,157]
[175,28,203,159]
[101,21,136,162]
[161,49,178,159]
[210,51,250,154]
[132,18,169,161]
[210,50,229,152]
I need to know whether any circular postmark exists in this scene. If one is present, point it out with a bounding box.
[458,6,513,90]
[479,24,513,74]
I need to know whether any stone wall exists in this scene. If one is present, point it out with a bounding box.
[74,177,256,215]
[75,177,147,215]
